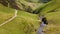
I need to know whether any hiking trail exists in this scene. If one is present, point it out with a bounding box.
[0,9,18,27]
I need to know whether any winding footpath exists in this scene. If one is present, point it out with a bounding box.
[0,9,18,27]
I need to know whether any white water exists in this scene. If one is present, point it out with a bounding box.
[37,22,46,34]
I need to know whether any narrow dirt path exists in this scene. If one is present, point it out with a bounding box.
[0,9,18,27]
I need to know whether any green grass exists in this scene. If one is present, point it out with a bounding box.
[44,8,60,34]
[0,0,60,34]
[40,8,60,34]
[0,4,39,34]
[33,0,60,34]
[0,4,15,24]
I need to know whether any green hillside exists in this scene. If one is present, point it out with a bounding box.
[33,0,60,34]
[0,4,39,34]
[0,0,60,34]
[44,9,60,34]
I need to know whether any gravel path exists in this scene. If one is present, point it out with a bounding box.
[0,10,18,27]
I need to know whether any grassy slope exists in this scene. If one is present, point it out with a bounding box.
[1,0,60,34]
[0,4,39,34]
[17,0,42,11]
[39,0,60,15]
[43,9,60,34]
[16,0,60,34]
[37,0,60,34]
[0,4,15,24]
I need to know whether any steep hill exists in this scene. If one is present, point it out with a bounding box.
[0,4,39,34]
[0,0,60,34]
[33,0,60,34]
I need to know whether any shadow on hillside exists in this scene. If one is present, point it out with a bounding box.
[0,0,43,14]
[0,0,20,10]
